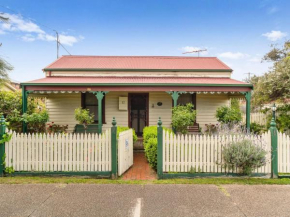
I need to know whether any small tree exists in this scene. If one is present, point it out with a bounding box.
[74,107,94,129]
[172,103,196,134]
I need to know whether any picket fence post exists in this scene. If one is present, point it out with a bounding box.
[111,117,118,179]
[157,117,163,179]
[270,107,278,178]
[0,115,6,176]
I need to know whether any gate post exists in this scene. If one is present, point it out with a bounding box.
[111,117,118,179]
[157,117,163,179]
[270,104,278,178]
[0,115,6,177]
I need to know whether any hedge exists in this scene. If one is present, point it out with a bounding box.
[143,126,173,170]
[117,126,138,143]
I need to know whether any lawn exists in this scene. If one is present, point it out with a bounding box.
[0,177,290,185]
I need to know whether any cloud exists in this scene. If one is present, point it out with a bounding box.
[267,6,279,14]
[0,12,82,46]
[248,57,261,63]
[262,30,287,41]
[218,52,249,60]
[21,34,36,42]
[180,46,208,55]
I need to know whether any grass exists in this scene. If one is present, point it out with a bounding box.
[0,176,290,185]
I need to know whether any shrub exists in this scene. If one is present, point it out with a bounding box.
[144,137,158,170]
[221,139,268,175]
[22,110,49,133]
[250,122,265,135]
[172,103,196,134]
[216,106,242,124]
[117,126,138,143]
[143,126,173,170]
[47,122,68,134]
[216,99,242,124]
[0,90,46,133]
[74,107,94,127]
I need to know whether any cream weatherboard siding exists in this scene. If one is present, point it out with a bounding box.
[45,92,229,133]
[149,92,172,128]
[46,93,81,132]
[102,92,129,131]
[196,94,230,131]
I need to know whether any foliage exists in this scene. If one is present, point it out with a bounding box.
[46,122,68,134]
[215,99,242,124]
[265,104,290,133]
[250,41,290,107]
[117,126,138,143]
[0,57,13,85]
[143,126,173,170]
[74,107,94,127]
[220,139,268,175]
[1,153,14,175]
[6,109,22,132]
[250,122,265,135]
[22,110,49,133]
[172,103,196,134]
[0,91,46,133]
[0,133,12,144]
[144,137,158,170]
[204,123,218,135]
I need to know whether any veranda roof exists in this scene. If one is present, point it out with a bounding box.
[44,56,232,71]
[23,76,250,86]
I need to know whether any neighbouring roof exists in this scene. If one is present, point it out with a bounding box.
[22,76,251,87]
[44,56,232,71]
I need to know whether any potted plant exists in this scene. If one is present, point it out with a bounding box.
[74,107,98,133]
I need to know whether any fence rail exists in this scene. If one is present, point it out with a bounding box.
[162,131,272,174]
[5,129,111,172]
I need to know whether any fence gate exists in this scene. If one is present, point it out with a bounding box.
[118,129,134,176]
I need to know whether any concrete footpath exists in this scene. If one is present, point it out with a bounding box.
[0,184,290,217]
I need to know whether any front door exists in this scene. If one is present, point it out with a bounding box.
[129,93,149,136]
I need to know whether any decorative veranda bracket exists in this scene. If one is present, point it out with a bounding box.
[166,91,186,107]
[91,91,110,134]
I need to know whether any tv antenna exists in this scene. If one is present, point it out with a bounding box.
[245,72,254,81]
[182,49,207,57]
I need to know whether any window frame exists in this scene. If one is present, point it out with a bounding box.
[81,93,106,124]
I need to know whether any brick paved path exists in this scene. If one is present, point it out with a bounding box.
[122,152,157,180]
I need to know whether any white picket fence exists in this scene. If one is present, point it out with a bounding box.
[242,112,268,125]
[5,129,111,172]
[162,131,272,174]
[118,129,133,176]
[278,132,290,173]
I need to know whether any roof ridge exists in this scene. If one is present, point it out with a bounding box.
[60,55,218,59]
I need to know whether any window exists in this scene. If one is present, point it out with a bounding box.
[177,93,196,109]
[81,93,105,123]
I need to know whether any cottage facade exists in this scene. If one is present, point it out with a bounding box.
[21,56,252,134]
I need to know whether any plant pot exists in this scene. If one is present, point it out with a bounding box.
[74,124,99,133]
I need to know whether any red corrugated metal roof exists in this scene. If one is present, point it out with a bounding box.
[24,76,247,85]
[44,56,232,71]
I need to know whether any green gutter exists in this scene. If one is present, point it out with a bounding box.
[43,68,233,72]
[21,83,253,88]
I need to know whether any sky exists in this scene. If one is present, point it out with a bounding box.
[0,0,289,82]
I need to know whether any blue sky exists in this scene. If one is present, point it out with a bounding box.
[0,0,289,82]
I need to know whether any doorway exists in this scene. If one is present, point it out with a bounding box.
[128,93,149,136]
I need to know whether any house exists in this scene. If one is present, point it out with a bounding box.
[21,56,252,134]
[0,80,20,92]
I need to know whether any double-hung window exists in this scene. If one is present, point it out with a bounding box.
[81,93,105,123]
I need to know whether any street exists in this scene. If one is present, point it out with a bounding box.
[0,184,290,217]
